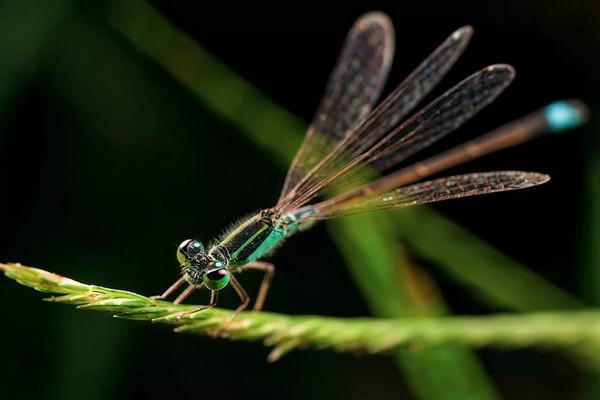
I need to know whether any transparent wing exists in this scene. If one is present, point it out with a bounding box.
[308,171,549,219]
[278,12,394,201]
[278,20,473,206]
[278,64,515,214]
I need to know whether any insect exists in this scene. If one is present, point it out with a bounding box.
[152,12,587,320]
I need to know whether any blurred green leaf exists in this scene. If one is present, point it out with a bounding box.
[0,0,73,122]
[578,108,600,399]
[331,215,498,399]
[396,206,583,311]
[581,113,600,305]
[107,0,304,167]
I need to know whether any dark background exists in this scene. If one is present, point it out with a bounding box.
[0,0,598,399]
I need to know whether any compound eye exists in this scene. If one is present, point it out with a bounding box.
[177,239,204,266]
[186,240,204,256]
[203,268,231,290]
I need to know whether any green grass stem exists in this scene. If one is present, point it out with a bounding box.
[3,262,599,364]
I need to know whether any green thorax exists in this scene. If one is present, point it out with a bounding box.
[211,210,298,268]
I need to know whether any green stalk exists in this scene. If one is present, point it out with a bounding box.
[3,262,600,364]
[396,207,583,311]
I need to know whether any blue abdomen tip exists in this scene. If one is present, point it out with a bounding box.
[543,100,588,133]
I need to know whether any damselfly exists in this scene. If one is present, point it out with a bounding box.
[153,12,587,320]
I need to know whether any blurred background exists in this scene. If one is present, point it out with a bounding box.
[1,0,599,399]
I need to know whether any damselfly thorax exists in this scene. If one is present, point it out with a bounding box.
[206,207,313,270]
[151,11,587,323]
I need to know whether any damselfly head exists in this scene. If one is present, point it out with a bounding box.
[178,239,208,283]
[177,239,230,289]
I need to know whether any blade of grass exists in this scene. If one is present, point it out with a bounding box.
[3,262,600,364]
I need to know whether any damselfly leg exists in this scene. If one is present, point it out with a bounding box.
[239,261,275,312]
[174,284,201,305]
[179,289,219,318]
[150,278,203,305]
[205,274,251,335]
[150,276,186,301]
